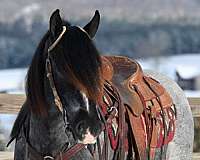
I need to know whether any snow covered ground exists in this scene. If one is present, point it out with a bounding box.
[0,68,27,93]
[138,54,200,97]
[0,54,199,95]
[139,54,200,80]
[0,68,26,138]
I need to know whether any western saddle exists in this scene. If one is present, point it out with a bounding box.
[99,56,176,160]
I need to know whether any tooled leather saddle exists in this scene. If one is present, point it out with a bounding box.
[100,56,176,160]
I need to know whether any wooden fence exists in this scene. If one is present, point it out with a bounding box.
[0,94,200,159]
[0,94,199,115]
[0,94,25,114]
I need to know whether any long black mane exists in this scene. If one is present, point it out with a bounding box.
[26,21,102,115]
[26,31,49,115]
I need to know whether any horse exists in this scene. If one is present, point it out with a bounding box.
[8,9,194,160]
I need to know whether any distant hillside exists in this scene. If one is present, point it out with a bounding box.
[1,0,200,24]
[1,1,200,69]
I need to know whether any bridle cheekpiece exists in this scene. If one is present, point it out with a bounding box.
[46,26,67,113]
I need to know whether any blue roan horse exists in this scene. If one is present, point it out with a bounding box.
[9,10,194,160]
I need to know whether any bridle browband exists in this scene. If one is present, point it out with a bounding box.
[48,26,67,53]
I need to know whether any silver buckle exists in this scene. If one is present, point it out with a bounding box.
[44,156,54,160]
[108,106,118,117]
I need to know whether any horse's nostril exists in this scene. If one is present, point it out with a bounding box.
[76,121,86,133]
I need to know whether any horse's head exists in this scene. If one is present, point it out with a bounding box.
[26,9,103,144]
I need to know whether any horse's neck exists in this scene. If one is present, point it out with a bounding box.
[28,79,71,156]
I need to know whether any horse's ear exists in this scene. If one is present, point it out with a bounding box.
[83,10,100,38]
[49,9,63,38]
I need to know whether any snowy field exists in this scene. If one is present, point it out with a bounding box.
[139,54,200,81]
[0,54,200,96]
[0,68,27,94]
[138,54,200,97]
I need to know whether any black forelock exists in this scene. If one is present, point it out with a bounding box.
[26,19,102,115]
[52,25,102,101]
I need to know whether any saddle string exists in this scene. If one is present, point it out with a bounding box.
[101,81,127,160]
[132,84,151,157]
[96,102,109,160]
[142,77,168,159]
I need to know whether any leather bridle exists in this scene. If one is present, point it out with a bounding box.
[24,26,88,160]
[43,26,111,160]
[46,26,66,114]
[27,26,124,160]
[44,25,88,159]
